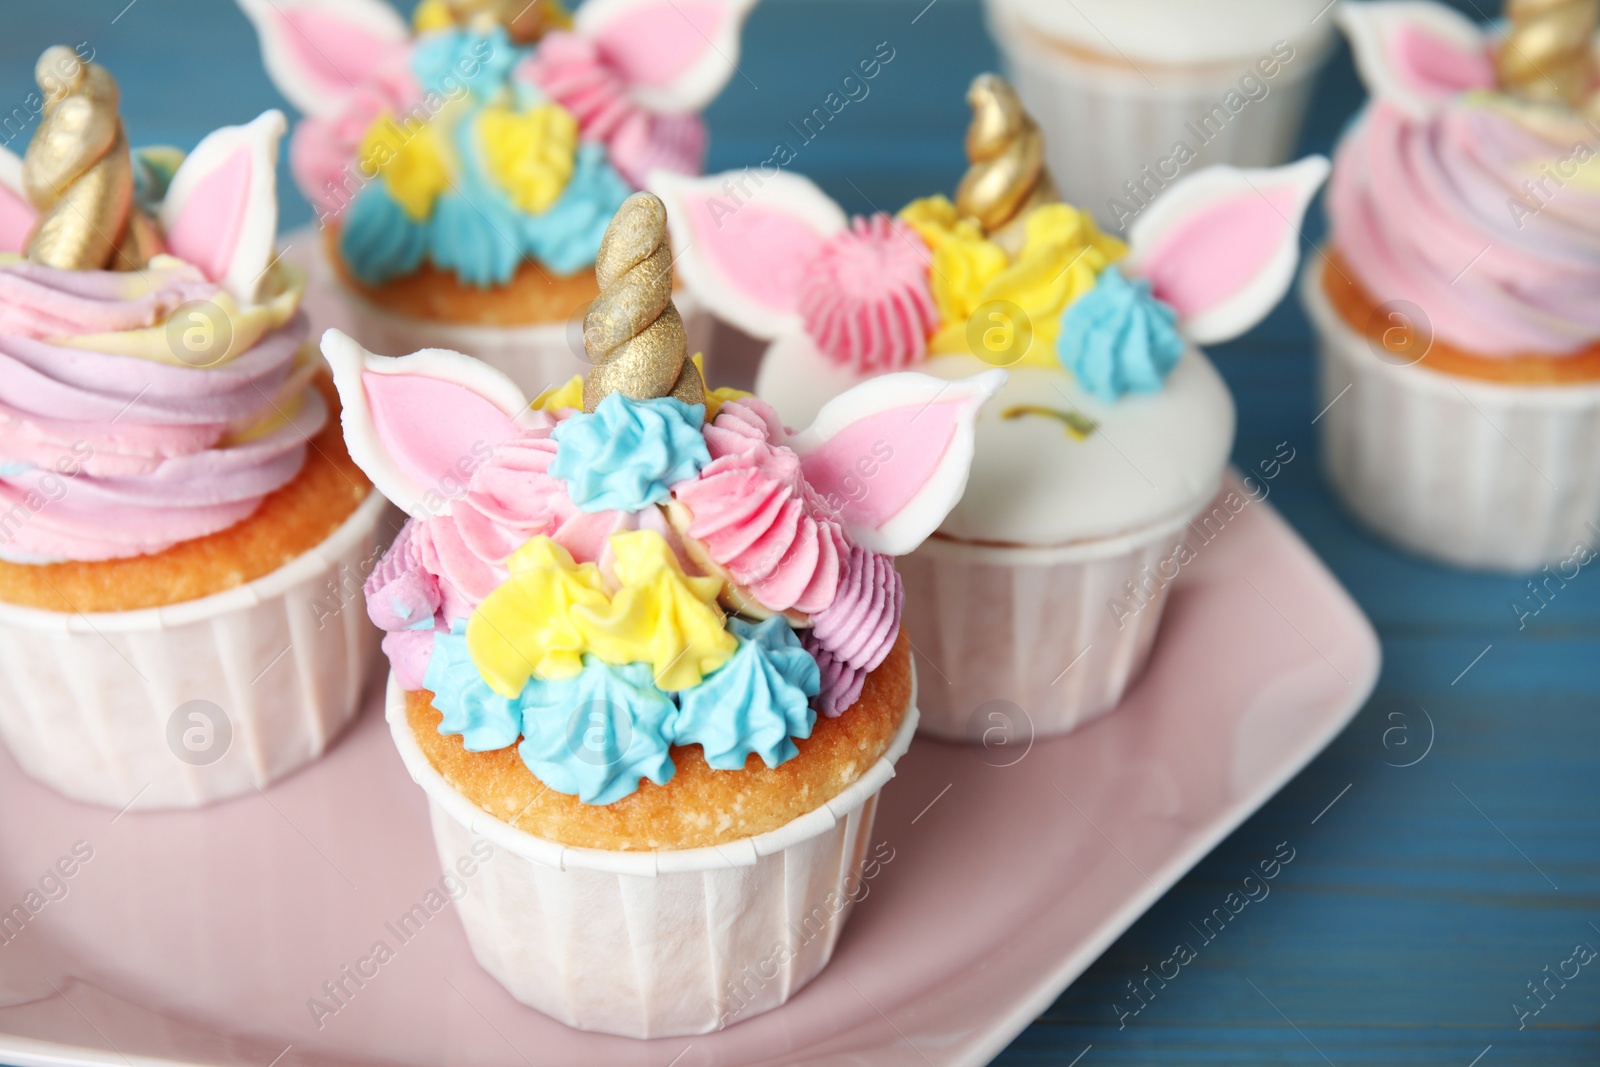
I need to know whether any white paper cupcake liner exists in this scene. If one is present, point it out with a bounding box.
[386,669,919,1038]
[1302,259,1600,571]
[987,8,1331,226]
[898,496,1213,743]
[0,490,389,810]
[329,264,715,399]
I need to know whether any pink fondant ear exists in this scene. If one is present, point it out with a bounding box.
[1125,157,1329,346]
[237,0,411,117]
[1338,1,1494,118]
[784,370,1006,556]
[159,110,285,304]
[650,168,847,340]
[321,329,536,518]
[0,147,36,256]
[576,0,758,114]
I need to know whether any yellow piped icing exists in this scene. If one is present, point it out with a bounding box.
[360,114,451,221]
[468,537,610,696]
[534,374,586,412]
[900,197,1125,367]
[479,103,579,215]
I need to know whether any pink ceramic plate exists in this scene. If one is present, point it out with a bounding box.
[0,473,1378,1067]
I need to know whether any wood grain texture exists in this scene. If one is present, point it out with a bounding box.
[0,0,1594,1063]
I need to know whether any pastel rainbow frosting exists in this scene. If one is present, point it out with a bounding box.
[240,0,756,288]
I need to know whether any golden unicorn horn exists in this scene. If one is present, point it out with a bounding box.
[1497,0,1599,107]
[955,73,1057,255]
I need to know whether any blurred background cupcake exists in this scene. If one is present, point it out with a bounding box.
[239,0,757,395]
[327,192,995,1035]
[983,0,1337,230]
[1304,0,1600,570]
[654,76,1328,741]
[0,48,384,809]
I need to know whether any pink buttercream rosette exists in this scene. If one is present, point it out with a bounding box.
[798,214,939,373]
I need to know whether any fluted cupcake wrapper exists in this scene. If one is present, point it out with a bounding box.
[1303,259,1600,571]
[987,6,1330,226]
[385,668,918,1039]
[0,490,389,810]
[899,499,1215,743]
[327,259,715,401]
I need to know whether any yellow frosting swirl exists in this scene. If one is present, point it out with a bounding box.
[479,103,578,215]
[360,113,451,221]
[900,196,1126,368]
[467,530,736,697]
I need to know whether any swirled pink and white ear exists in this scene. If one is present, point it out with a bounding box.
[784,370,1007,556]
[650,168,847,341]
[320,329,538,518]
[0,146,35,255]
[575,0,760,114]
[159,110,287,305]
[1125,156,1330,346]
[236,0,410,117]
[1337,1,1494,118]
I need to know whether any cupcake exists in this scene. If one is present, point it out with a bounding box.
[326,192,997,1036]
[238,0,755,394]
[652,75,1328,741]
[0,49,381,809]
[984,0,1336,229]
[1305,0,1600,570]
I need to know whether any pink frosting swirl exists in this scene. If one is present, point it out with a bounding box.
[0,262,325,562]
[365,522,443,690]
[671,398,846,614]
[1330,100,1600,356]
[517,33,706,188]
[290,58,419,222]
[798,214,938,372]
[803,543,903,717]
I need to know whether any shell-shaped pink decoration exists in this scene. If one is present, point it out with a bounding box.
[671,398,847,614]
[798,214,938,373]
[803,543,903,717]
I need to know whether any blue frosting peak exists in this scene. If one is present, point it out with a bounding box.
[551,395,709,513]
[518,658,678,805]
[1058,267,1186,402]
[675,617,820,770]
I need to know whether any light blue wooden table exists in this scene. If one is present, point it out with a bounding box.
[2,0,1596,1063]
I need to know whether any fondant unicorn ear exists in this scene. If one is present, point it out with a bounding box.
[0,146,35,256]
[1125,157,1330,346]
[575,0,760,114]
[1337,1,1494,117]
[159,110,286,304]
[651,168,847,340]
[784,370,1006,556]
[236,0,410,117]
[321,329,533,518]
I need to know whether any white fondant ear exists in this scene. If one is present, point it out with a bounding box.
[785,370,1006,556]
[321,329,533,518]
[0,146,35,255]
[1337,1,1494,118]
[650,168,847,340]
[236,0,410,117]
[1125,157,1330,346]
[159,110,286,304]
[575,0,759,114]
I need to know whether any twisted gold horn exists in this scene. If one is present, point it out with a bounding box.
[23,46,156,272]
[955,73,1056,254]
[582,192,704,413]
[441,0,562,43]
[1497,0,1598,107]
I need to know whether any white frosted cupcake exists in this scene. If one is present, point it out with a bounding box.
[653,76,1327,741]
[1305,1,1600,570]
[238,0,753,394]
[985,0,1336,230]
[327,192,995,1035]
[0,50,382,809]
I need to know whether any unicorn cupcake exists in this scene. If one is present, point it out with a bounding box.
[239,0,756,393]
[653,75,1327,740]
[326,191,998,1035]
[0,49,383,809]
